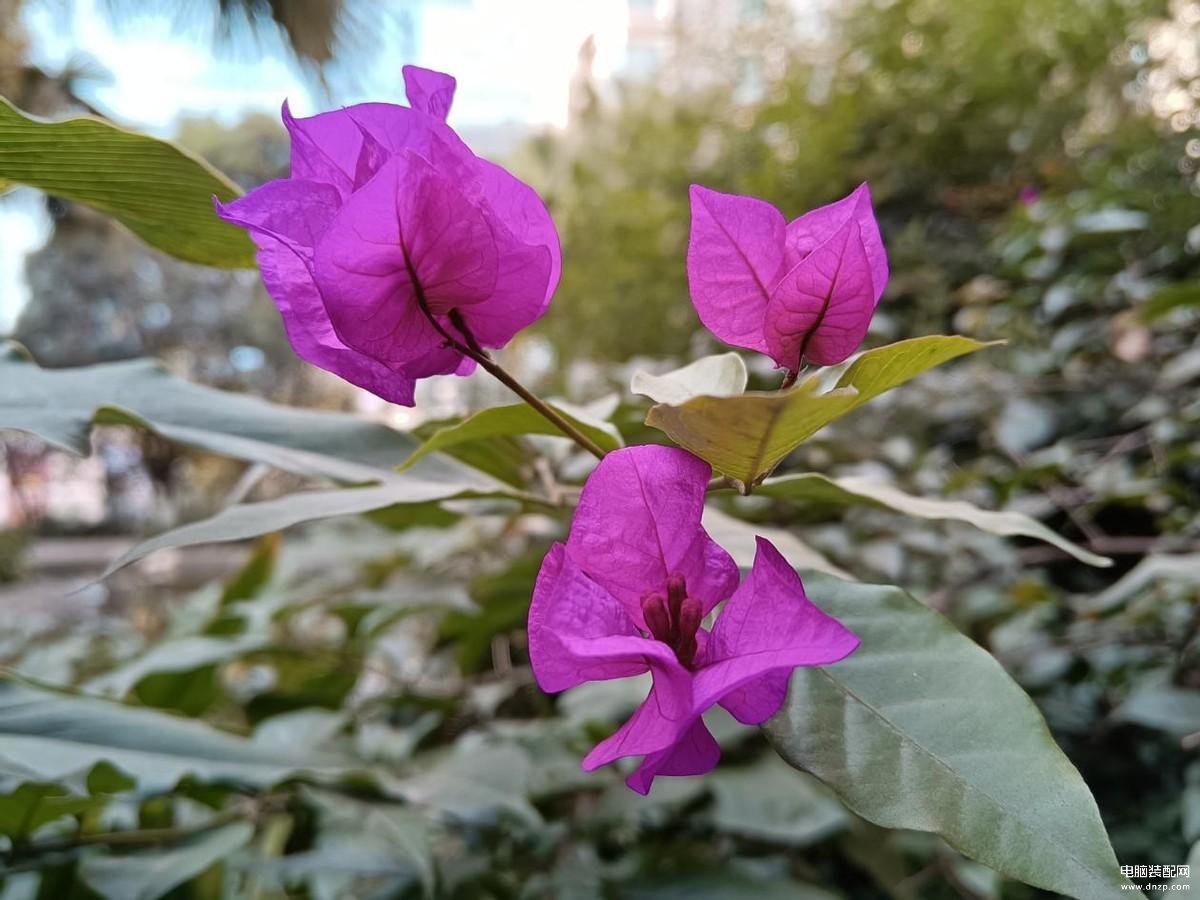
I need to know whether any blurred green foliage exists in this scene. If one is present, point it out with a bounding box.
[530,0,1189,361]
[1,0,1198,897]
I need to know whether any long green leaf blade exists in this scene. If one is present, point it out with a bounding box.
[101,480,519,577]
[0,343,428,483]
[755,472,1110,567]
[765,574,1135,899]
[0,678,340,791]
[0,97,253,267]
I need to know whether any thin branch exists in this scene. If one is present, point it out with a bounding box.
[408,273,606,460]
[3,804,250,863]
[533,457,565,505]
[460,340,608,461]
[706,475,735,493]
[1016,536,1200,567]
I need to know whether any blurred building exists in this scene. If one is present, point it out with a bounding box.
[569,0,821,126]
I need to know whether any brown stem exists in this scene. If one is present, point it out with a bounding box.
[409,281,606,460]
[458,331,608,461]
[4,805,248,862]
[780,360,813,391]
[706,475,735,493]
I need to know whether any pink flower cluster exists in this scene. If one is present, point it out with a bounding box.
[222,66,887,792]
[529,445,859,794]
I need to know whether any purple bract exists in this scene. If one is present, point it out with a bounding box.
[528,445,859,794]
[216,66,561,406]
[687,183,888,371]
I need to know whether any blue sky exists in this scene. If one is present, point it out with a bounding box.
[0,0,632,330]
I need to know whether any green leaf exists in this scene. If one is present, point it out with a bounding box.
[707,757,849,846]
[1172,842,1199,889]
[645,336,996,487]
[401,400,623,475]
[389,744,539,827]
[85,761,137,796]
[701,506,852,580]
[619,874,840,900]
[85,635,267,700]
[253,711,348,754]
[438,550,545,673]
[1115,684,1200,737]
[631,352,748,405]
[134,667,224,717]
[413,429,530,486]
[764,574,1132,899]
[0,97,253,267]
[0,677,342,792]
[78,821,256,900]
[220,534,281,606]
[0,782,99,837]
[101,479,518,577]
[755,472,1110,567]
[295,788,435,896]
[0,343,425,483]
[1138,282,1200,323]
[0,763,135,839]
[1080,554,1200,613]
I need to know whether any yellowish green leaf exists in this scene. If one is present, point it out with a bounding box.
[646,336,997,487]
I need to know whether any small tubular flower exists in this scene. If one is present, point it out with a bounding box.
[528,445,859,794]
[687,183,888,371]
[216,66,561,406]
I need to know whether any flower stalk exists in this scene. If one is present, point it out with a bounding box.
[412,299,607,461]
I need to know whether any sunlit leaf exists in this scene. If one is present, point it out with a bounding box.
[645,336,996,487]
[701,506,852,580]
[253,711,348,754]
[0,97,253,267]
[765,574,1132,899]
[755,472,1110,567]
[631,352,748,405]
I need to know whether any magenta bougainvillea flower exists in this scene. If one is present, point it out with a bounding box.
[687,183,888,371]
[528,445,859,794]
[216,66,561,406]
